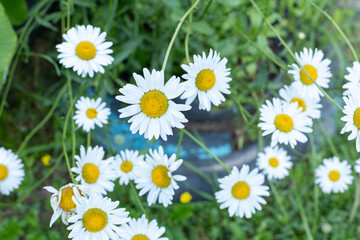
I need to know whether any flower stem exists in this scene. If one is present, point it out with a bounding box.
[184,11,193,63]
[249,0,342,112]
[161,0,200,71]
[87,130,91,148]
[305,0,358,62]
[129,181,148,219]
[176,130,184,160]
[294,190,313,240]
[349,178,360,223]
[182,129,230,173]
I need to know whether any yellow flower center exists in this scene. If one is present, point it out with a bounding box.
[140,90,168,118]
[232,181,250,200]
[353,108,360,130]
[82,163,100,184]
[0,164,8,181]
[151,165,171,188]
[274,114,294,132]
[329,170,340,182]
[132,235,149,240]
[82,208,107,232]
[180,192,192,204]
[76,41,96,60]
[269,157,279,168]
[86,108,98,119]
[120,161,133,173]
[195,69,216,91]
[41,154,52,166]
[58,186,77,212]
[291,98,306,112]
[300,65,318,85]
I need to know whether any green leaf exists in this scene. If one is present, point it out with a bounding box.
[0,2,17,90]
[192,21,214,36]
[0,0,28,25]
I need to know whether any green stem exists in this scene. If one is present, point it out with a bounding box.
[182,129,230,173]
[16,85,67,155]
[184,11,193,63]
[0,152,64,207]
[176,130,184,160]
[317,119,338,156]
[294,191,313,240]
[236,98,261,130]
[349,178,360,223]
[309,135,319,235]
[249,0,342,112]
[66,71,76,166]
[129,181,148,219]
[66,0,71,30]
[62,98,76,183]
[269,181,298,239]
[87,130,91,148]
[161,0,200,71]
[306,0,358,62]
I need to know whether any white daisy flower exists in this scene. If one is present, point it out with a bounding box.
[118,214,168,240]
[256,146,293,180]
[340,94,360,152]
[74,96,111,132]
[71,145,117,195]
[343,61,360,96]
[0,147,24,195]
[215,165,270,218]
[288,48,332,101]
[134,146,186,207]
[315,157,353,193]
[114,149,144,185]
[56,25,114,78]
[43,183,88,227]
[116,68,191,141]
[258,98,313,148]
[279,84,322,119]
[355,159,360,175]
[180,49,231,111]
[68,192,130,240]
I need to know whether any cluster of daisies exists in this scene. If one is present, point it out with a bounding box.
[44,145,185,239]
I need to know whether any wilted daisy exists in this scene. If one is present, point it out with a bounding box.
[215,165,269,218]
[68,191,130,240]
[258,98,312,148]
[118,214,168,240]
[116,68,191,141]
[315,157,353,193]
[279,84,322,120]
[74,96,111,132]
[56,25,114,78]
[343,62,360,96]
[288,48,331,100]
[354,159,360,175]
[0,147,24,195]
[43,183,87,227]
[340,94,360,152]
[114,149,144,185]
[256,146,293,180]
[181,49,231,111]
[134,146,186,207]
[72,145,117,195]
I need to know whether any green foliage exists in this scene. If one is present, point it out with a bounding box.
[0,0,28,25]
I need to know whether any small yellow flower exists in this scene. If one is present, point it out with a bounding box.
[180,192,192,204]
[41,154,51,166]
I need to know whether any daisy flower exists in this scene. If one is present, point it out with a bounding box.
[340,94,360,152]
[256,146,293,180]
[181,49,231,111]
[315,157,353,193]
[0,147,24,195]
[343,61,360,96]
[288,48,331,100]
[134,146,186,207]
[355,158,360,175]
[118,214,168,240]
[114,149,144,185]
[68,192,130,240]
[116,68,191,141]
[56,25,114,78]
[71,145,117,195]
[215,165,269,218]
[279,84,322,119]
[43,183,88,227]
[74,96,111,132]
[258,98,313,148]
